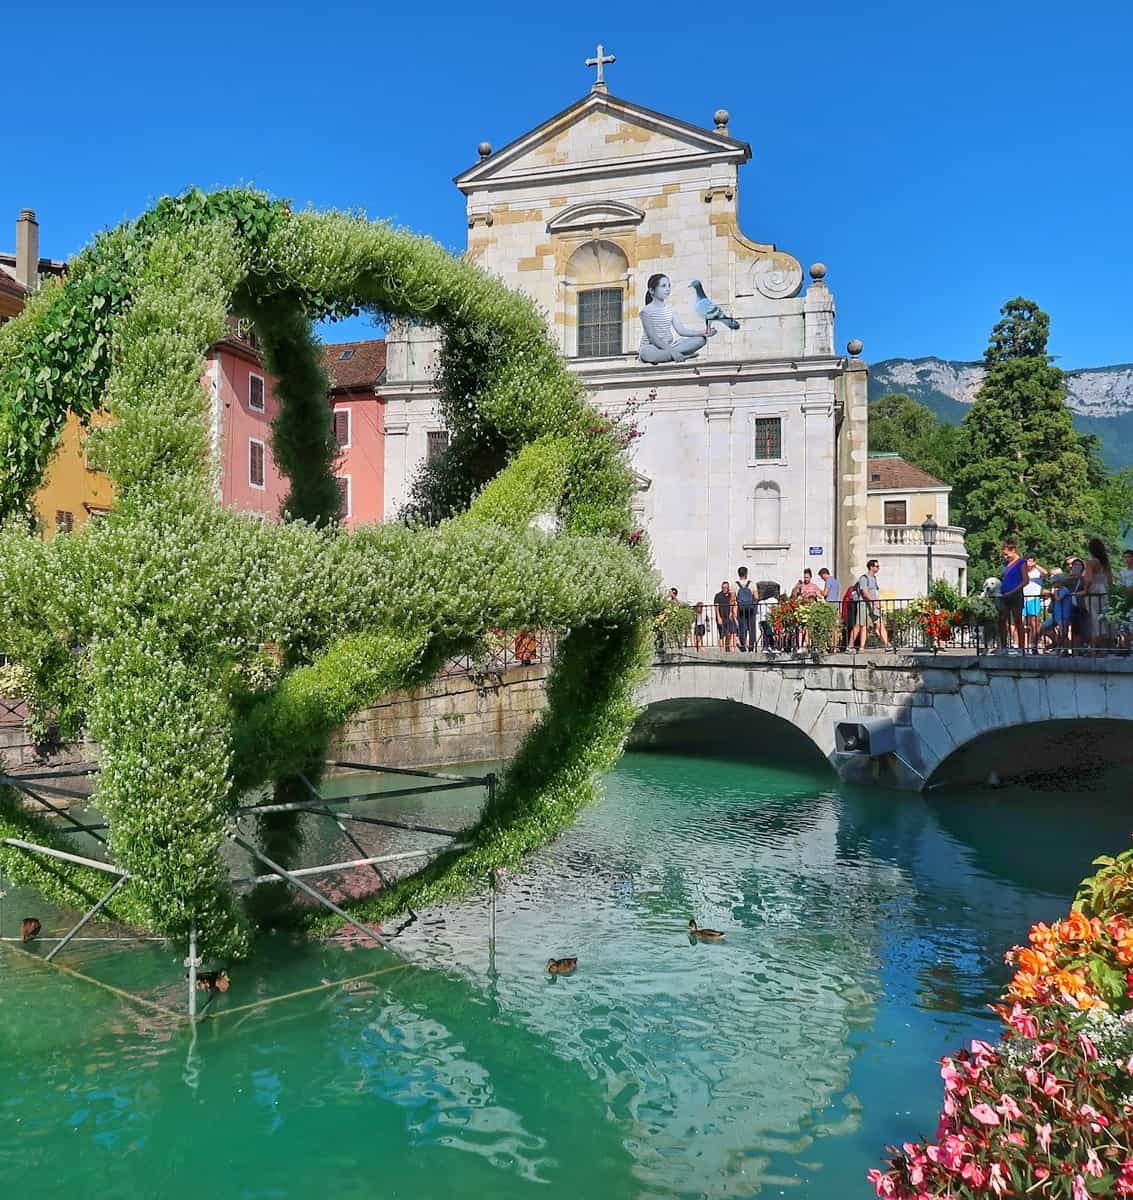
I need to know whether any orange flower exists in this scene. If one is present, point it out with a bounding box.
[1057,911,1097,944]
[1115,933,1133,966]
[1008,972,1038,1000]
[1029,922,1060,954]
[1106,916,1130,942]
[1014,947,1055,977]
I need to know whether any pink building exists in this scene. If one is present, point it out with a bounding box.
[322,339,386,526]
[210,325,288,518]
[208,328,386,526]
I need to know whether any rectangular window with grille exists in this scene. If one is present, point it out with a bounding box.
[883,500,907,526]
[249,439,265,488]
[336,475,351,520]
[577,287,623,358]
[753,417,782,461]
[333,408,351,449]
[426,430,450,464]
[249,373,265,412]
[55,510,74,534]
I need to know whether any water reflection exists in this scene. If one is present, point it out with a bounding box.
[0,752,1094,1199]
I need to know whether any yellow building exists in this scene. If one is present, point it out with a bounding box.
[33,413,115,535]
[4,209,114,536]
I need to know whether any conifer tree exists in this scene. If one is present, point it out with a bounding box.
[953,298,1092,582]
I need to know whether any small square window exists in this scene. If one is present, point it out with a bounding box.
[884,500,907,526]
[753,417,782,461]
[249,374,265,412]
[338,349,354,361]
[55,510,74,535]
[249,439,266,488]
[426,430,450,464]
[333,409,351,449]
[335,476,351,520]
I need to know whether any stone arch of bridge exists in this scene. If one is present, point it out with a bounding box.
[923,716,1133,791]
[634,666,834,769]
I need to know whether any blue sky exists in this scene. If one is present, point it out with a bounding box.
[5,0,1131,367]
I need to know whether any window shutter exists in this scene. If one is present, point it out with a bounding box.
[426,430,450,464]
[249,375,265,412]
[333,410,350,448]
[249,440,265,487]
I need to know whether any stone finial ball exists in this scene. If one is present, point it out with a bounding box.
[847,338,864,357]
[713,109,730,129]
[809,263,827,281]
[477,142,493,158]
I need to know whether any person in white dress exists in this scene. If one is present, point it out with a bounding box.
[638,274,714,363]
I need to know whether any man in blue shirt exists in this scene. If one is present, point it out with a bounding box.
[1000,539,1027,651]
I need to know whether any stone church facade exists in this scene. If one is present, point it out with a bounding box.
[377,75,869,601]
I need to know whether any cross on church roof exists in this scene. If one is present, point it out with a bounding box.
[585,43,615,93]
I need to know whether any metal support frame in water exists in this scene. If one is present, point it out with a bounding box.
[1,760,497,1018]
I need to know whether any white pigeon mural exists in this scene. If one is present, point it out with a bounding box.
[638,273,738,363]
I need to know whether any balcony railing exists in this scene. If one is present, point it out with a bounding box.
[868,523,966,547]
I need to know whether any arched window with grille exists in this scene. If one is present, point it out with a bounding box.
[753,481,781,545]
[564,240,629,358]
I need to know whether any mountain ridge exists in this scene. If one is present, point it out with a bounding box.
[869,357,1133,470]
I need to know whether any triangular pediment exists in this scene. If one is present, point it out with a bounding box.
[455,92,750,194]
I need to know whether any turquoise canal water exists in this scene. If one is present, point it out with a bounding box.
[1,752,1128,1198]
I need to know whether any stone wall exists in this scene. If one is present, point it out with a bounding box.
[0,665,550,797]
[328,663,549,770]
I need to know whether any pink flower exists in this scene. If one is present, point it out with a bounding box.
[1086,1147,1104,1178]
[970,1039,997,1065]
[961,1161,987,1188]
[970,1103,1000,1126]
[926,1135,966,1170]
[1079,1103,1109,1133]
[941,1061,967,1094]
[1078,1032,1099,1060]
[866,1168,895,1198]
[1041,1073,1063,1097]
[988,1162,1009,1196]
[1036,1122,1052,1152]
[1007,1003,1038,1038]
[995,1094,1023,1121]
[1073,1175,1089,1200]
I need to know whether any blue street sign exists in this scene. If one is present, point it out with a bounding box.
[808,546,823,556]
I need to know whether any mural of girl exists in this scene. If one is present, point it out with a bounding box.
[638,274,715,363]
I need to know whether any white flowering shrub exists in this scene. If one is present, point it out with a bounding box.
[0,191,656,957]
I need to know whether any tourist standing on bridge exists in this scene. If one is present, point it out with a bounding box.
[1083,537,1113,650]
[848,560,890,652]
[998,541,1027,653]
[735,567,757,653]
[819,568,843,650]
[713,581,736,651]
[1022,553,1049,654]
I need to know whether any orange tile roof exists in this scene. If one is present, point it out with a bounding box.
[322,339,386,392]
[867,455,949,490]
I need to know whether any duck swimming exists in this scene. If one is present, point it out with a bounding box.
[546,957,578,975]
[688,920,725,942]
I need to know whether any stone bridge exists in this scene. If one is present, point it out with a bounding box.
[635,652,1133,790]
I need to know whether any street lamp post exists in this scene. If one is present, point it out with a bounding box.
[921,515,938,594]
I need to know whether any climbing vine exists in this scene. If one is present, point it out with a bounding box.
[0,190,657,958]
